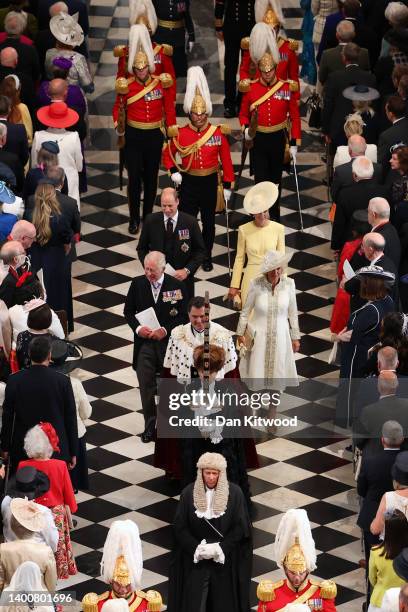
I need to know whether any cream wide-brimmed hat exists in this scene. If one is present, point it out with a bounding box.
[10,498,46,532]
[50,12,84,47]
[260,249,291,274]
[243,181,279,215]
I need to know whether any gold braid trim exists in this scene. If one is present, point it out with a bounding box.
[168,124,219,172]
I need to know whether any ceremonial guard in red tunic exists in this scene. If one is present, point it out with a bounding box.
[112,24,177,234]
[162,66,235,271]
[239,24,301,221]
[239,0,299,98]
[82,520,162,612]
[114,0,176,103]
[257,509,337,611]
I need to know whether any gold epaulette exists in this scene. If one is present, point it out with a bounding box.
[146,590,162,611]
[288,38,299,52]
[219,123,231,136]
[113,44,126,58]
[82,591,109,612]
[320,579,337,599]
[162,43,173,56]
[241,36,249,50]
[159,72,173,88]
[167,124,179,138]
[239,78,250,93]
[257,579,284,602]
[115,77,129,95]
[288,79,299,92]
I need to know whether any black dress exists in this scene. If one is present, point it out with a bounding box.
[16,330,55,370]
[25,213,72,321]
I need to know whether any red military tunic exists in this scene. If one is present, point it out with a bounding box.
[239,78,301,143]
[239,37,300,97]
[112,74,177,131]
[115,42,176,102]
[257,579,337,611]
[162,122,235,186]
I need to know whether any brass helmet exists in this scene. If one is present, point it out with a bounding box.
[283,537,307,573]
[113,555,131,586]
[191,88,207,115]
[255,0,285,28]
[133,49,149,70]
[129,0,158,33]
[128,24,155,74]
[258,52,276,72]
[263,8,280,27]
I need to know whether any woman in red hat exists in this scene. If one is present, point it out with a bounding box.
[18,423,78,580]
[32,101,82,209]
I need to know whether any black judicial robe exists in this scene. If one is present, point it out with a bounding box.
[168,482,252,612]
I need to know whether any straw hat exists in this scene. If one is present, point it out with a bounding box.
[243,181,279,215]
[50,12,84,47]
[260,249,291,274]
[10,498,46,532]
[37,102,79,129]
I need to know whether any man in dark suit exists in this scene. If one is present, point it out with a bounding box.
[318,22,370,86]
[0,95,28,165]
[321,42,376,148]
[0,122,23,193]
[137,188,206,300]
[0,47,35,111]
[331,157,389,252]
[331,135,382,201]
[124,250,188,442]
[0,12,41,81]
[0,336,78,471]
[378,95,408,177]
[357,420,403,567]
[368,197,401,269]
[37,0,89,36]
[344,231,397,311]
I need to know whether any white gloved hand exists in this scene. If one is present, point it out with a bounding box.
[244,128,253,141]
[223,188,231,202]
[188,41,194,53]
[290,145,297,161]
[171,172,183,185]
[198,543,219,559]
[194,539,207,563]
[213,543,225,564]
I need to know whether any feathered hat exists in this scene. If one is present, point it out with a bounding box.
[129,0,157,33]
[193,452,229,515]
[128,23,155,74]
[274,509,317,573]
[100,520,143,591]
[183,66,213,117]
[255,0,286,27]
[249,22,280,72]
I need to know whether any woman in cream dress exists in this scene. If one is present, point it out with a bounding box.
[236,250,300,391]
[228,182,285,306]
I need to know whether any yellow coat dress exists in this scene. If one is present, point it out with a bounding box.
[230,220,285,305]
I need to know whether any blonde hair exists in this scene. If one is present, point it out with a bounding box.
[353,99,375,117]
[32,184,61,246]
[344,113,365,138]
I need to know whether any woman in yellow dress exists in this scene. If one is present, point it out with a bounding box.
[227,181,285,306]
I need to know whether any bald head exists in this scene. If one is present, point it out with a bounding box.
[336,20,355,42]
[0,239,25,266]
[362,232,385,260]
[0,47,17,68]
[378,370,398,397]
[368,197,390,227]
[49,1,68,16]
[10,220,36,250]
[378,346,399,372]
[348,134,367,157]
[48,78,68,101]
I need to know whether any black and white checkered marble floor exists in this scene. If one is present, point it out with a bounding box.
[59,1,366,609]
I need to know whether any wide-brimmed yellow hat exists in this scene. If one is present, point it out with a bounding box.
[243,181,279,215]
